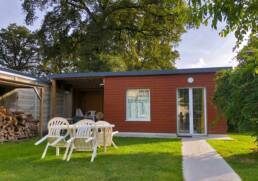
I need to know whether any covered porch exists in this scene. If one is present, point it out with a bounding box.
[50,77,105,122]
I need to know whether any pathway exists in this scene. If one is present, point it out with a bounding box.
[182,138,241,181]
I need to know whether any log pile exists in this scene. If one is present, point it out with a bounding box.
[0,106,39,142]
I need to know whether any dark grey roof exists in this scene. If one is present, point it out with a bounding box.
[0,66,49,84]
[49,67,231,79]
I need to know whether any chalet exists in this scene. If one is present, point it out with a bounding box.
[49,67,229,137]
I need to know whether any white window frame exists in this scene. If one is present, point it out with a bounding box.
[126,89,151,122]
[176,87,207,136]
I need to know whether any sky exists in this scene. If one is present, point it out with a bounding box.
[0,0,239,69]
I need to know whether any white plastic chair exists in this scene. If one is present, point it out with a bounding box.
[86,110,96,120]
[87,110,96,117]
[65,119,97,162]
[95,121,118,151]
[35,117,70,159]
[75,108,84,117]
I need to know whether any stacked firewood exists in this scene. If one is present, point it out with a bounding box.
[0,106,39,142]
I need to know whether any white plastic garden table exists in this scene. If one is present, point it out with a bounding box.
[52,124,115,152]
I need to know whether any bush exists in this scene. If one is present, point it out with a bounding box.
[213,35,258,141]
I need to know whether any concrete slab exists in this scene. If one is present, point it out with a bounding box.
[182,138,241,181]
[115,132,177,138]
[208,134,234,140]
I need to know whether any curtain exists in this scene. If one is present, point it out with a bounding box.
[127,89,150,121]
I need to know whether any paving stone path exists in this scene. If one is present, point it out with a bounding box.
[182,138,241,181]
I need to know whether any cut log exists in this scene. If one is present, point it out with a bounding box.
[0,106,39,142]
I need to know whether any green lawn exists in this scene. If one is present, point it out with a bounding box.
[208,134,258,181]
[0,137,182,181]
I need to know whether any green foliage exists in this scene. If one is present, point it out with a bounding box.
[0,24,41,74]
[22,0,189,73]
[213,34,258,140]
[189,0,258,47]
[14,0,257,73]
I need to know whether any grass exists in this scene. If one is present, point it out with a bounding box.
[208,133,258,181]
[0,137,182,181]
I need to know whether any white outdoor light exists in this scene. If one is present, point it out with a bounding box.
[187,77,194,83]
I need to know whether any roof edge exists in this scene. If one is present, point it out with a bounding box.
[0,67,50,84]
[49,67,232,79]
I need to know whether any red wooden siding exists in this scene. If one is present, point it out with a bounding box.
[104,73,227,134]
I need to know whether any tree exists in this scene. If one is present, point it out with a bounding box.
[21,0,257,73]
[213,34,258,141]
[0,24,41,74]
[22,0,189,72]
[189,0,258,47]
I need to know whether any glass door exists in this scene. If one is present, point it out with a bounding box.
[177,89,190,135]
[177,88,206,136]
[193,88,205,134]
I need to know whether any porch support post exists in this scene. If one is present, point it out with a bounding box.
[50,79,57,118]
[71,88,74,117]
[39,88,44,136]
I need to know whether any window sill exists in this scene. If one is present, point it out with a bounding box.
[125,120,151,122]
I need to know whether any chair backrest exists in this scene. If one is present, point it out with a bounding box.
[75,108,84,117]
[48,117,69,137]
[74,119,95,138]
[75,119,95,126]
[73,119,96,151]
[95,120,110,126]
[87,110,96,117]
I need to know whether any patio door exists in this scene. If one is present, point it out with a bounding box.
[177,88,207,136]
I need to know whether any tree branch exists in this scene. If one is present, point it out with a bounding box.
[66,0,98,23]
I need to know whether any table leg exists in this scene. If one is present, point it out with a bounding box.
[103,128,106,152]
[93,128,98,160]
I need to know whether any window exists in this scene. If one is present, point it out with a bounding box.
[126,89,150,121]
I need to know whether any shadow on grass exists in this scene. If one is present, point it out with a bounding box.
[112,137,180,146]
[222,152,258,181]
[12,136,180,146]
[8,153,180,173]
[5,154,182,181]
[225,151,258,165]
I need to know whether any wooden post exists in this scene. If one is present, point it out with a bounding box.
[39,88,44,136]
[50,79,57,118]
[70,88,74,117]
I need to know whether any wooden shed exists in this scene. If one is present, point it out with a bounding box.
[0,67,50,135]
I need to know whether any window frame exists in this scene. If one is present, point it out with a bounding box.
[125,89,151,122]
[176,87,207,136]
